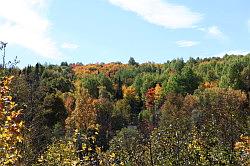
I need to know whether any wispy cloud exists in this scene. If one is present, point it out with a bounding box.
[207,26,225,39]
[108,0,202,29]
[210,50,249,57]
[198,26,226,40]
[61,42,79,49]
[176,40,199,47]
[247,19,250,32]
[0,0,61,59]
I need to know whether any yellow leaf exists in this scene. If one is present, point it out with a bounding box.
[110,152,115,158]
[6,116,11,121]
[84,156,89,161]
[82,143,86,149]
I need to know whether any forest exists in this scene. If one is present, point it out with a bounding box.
[0,54,249,165]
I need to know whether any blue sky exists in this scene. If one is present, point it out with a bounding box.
[0,0,250,67]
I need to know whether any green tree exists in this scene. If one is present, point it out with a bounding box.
[115,76,123,100]
[128,57,139,66]
[80,75,100,99]
[163,67,200,95]
[112,99,131,130]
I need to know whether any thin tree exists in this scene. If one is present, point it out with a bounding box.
[0,41,7,69]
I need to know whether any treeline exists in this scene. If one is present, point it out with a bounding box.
[0,54,249,165]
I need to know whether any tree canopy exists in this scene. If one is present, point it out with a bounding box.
[1,54,249,165]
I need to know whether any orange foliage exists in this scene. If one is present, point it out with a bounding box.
[154,84,162,101]
[201,81,218,89]
[145,84,163,110]
[145,87,155,110]
[234,135,250,165]
[64,94,75,113]
[122,86,137,100]
[65,88,96,131]
[72,63,128,78]
[235,135,250,154]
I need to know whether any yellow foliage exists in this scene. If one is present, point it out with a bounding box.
[122,85,137,100]
[73,63,128,78]
[65,86,96,131]
[234,135,250,165]
[35,139,80,166]
[0,76,24,165]
[154,83,162,101]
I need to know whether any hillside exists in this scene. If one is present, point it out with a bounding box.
[0,54,249,165]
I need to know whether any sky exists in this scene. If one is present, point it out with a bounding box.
[0,0,250,67]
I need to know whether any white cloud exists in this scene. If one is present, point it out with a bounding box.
[247,19,250,32]
[198,26,226,40]
[61,42,79,49]
[211,50,249,58]
[176,40,199,47]
[207,26,225,39]
[0,0,61,59]
[108,0,202,29]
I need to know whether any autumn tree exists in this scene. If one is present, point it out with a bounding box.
[65,87,96,132]
[0,76,24,165]
[193,88,249,165]
[122,85,142,124]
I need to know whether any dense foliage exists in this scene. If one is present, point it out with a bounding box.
[0,76,23,165]
[0,54,249,165]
